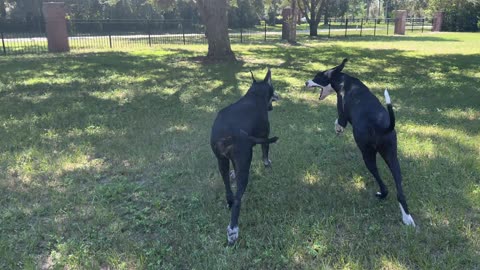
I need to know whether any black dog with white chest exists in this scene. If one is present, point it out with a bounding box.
[306,59,415,226]
[211,69,279,244]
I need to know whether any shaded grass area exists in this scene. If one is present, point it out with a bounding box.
[0,33,479,269]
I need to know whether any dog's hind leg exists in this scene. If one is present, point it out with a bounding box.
[227,147,253,244]
[380,147,416,227]
[261,143,272,167]
[217,157,234,208]
[361,149,388,199]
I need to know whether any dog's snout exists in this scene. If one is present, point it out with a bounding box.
[305,81,309,87]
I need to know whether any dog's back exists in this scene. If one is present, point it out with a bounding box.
[342,75,394,140]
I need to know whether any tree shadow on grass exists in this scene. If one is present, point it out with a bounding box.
[0,47,478,268]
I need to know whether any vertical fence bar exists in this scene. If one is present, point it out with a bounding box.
[345,18,348,37]
[421,18,424,33]
[328,19,331,38]
[264,20,267,41]
[240,28,243,43]
[374,19,377,36]
[1,32,6,55]
[411,17,414,32]
[182,22,186,45]
[360,18,363,36]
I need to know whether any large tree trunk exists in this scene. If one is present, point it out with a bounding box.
[300,0,325,36]
[288,0,297,43]
[196,0,236,61]
[309,20,319,36]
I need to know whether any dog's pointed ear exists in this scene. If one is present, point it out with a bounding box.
[250,70,257,83]
[335,58,348,73]
[328,58,348,78]
[264,68,272,85]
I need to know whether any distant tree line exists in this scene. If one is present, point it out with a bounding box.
[0,0,478,31]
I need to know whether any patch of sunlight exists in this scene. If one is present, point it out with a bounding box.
[162,124,189,135]
[195,104,219,113]
[129,49,174,57]
[402,123,471,141]
[378,256,408,270]
[351,174,366,191]
[303,171,320,185]
[201,80,223,93]
[427,71,445,80]
[55,150,106,177]
[400,123,475,159]
[67,125,117,138]
[440,108,480,121]
[467,184,480,210]
[90,89,133,105]
[22,76,83,86]
[105,73,150,84]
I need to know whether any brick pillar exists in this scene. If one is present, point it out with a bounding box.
[42,2,69,53]
[394,10,407,35]
[432,12,444,32]
[282,7,292,40]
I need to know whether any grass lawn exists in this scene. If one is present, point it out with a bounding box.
[0,32,479,269]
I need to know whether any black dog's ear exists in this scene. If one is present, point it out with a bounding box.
[250,70,257,83]
[335,58,348,73]
[264,68,272,85]
[328,58,348,78]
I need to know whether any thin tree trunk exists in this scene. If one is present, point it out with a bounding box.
[197,0,236,61]
[0,0,6,19]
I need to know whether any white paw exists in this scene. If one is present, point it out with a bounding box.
[335,119,344,135]
[399,203,416,227]
[263,159,272,167]
[227,225,239,244]
[229,170,236,180]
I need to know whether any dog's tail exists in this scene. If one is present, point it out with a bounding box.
[384,89,395,134]
[240,129,279,145]
[248,136,279,145]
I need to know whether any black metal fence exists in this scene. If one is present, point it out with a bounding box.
[0,18,48,55]
[1,17,433,56]
[325,17,431,37]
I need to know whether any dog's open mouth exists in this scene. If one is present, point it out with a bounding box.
[305,80,326,100]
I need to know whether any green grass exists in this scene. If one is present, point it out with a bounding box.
[0,32,479,269]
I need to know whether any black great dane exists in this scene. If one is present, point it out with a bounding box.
[211,69,280,244]
[305,59,415,227]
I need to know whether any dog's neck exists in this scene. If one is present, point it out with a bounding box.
[331,73,347,95]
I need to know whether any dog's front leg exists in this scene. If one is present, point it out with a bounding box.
[335,94,348,135]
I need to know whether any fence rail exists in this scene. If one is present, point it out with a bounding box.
[1,17,433,55]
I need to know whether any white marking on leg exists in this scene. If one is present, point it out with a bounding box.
[384,89,391,104]
[229,170,235,180]
[227,225,239,244]
[334,119,344,134]
[399,203,416,227]
[263,158,272,167]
